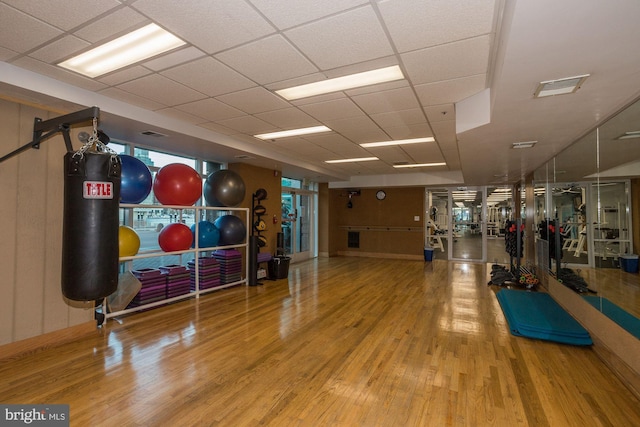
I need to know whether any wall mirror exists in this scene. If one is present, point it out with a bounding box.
[533,96,640,336]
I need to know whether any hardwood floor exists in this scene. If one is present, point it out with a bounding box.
[1,257,640,426]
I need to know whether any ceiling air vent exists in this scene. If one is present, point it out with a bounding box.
[534,74,589,98]
[140,130,167,137]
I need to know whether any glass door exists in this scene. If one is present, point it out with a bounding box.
[281,190,313,262]
[450,187,486,261]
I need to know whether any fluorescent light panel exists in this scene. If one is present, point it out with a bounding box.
[617,131,640,140]
[534,74,589,98]
[325,157,378,164]
[254,126,331,140]
[59,24,186,78]
[512,141,537,149]
[360,137,435,148]
[393,162,446,168]
[276,65,404,100]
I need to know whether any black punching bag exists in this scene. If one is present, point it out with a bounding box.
[62,149,121,301]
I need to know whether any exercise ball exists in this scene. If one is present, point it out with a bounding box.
[119,225,140,257]
[203,169,245,207]
[158,223,193,252]
[214,215,246,245]
[119,155,152,204]
[153,163,202,206]
[191,220,220,248]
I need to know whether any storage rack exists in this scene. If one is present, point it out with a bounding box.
[105,203,249,319]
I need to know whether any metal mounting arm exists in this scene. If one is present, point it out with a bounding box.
[0,106,100,163]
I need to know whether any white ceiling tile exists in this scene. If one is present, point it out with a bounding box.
[305,133,366,156]
[369,108,426,129]
[323,115,388,142]
[379,0,497,53]
[132,0,275,54]
[363,146,412,164]
[98,87,166,110]
[161,57,256,97]
[3,0,120,31]
[272,139,335,157]
[423,104,455,123]
[198,121,239,136]
[401,142,446,163]
[0,4,62,51]
[254,107,317,129]
[215,115,275,134]
[383,123,434,140]
[74,7,149,43]
[175,98,245,122]
[415,75,486,106]
[156,107,208,125]
[29,35,89,63]
[215,35,318,85]
[298,98,364,122]
[248,0,368,30]
[351,86,420,115]
[98,66,152,86]
[143,47,206,71]
[117,74,206,106]
[216,87,290,114]
[0,46,17,61]
[285,6,393,70]
[402,36,492,85]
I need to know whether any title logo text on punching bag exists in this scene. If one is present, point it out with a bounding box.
[83,181,113,199]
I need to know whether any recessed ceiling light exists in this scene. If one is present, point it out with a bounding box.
[512,141,537,149]
[534,74,589,98]
[254,125,331,140]
[360,137,435,148]
[616,131,640,140]
[325,157,379,164]
[58,24,186,78]
[275,65,404,100]
[392,162,446,168]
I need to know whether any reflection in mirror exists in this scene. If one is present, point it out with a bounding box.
[426,188,449,260]
[533,97,640,337]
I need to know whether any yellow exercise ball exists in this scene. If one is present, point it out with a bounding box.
[119,225,140,257]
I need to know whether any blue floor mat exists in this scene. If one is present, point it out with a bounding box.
[583,296,640,340]
[496,289,592,346]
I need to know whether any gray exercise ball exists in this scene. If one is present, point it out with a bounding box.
[203,169,246,207]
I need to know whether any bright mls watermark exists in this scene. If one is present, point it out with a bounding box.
[1,405,69,426]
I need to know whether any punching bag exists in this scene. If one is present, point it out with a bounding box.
[61,147,121,301]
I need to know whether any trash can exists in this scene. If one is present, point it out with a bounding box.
[620,254,639,273]
[424,247,434,262]
[269,256,291,279]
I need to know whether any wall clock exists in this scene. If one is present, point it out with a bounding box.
[376,190,386,200]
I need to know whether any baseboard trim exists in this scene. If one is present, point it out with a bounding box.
[337,251,423,261]
[0,321,97,362]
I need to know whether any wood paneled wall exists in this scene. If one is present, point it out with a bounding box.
[328,187,424,259]
[0,99,93,346]
[228,163,282,254]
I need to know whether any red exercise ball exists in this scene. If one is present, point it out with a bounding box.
[153,163,202,206]
[158,223,193,252]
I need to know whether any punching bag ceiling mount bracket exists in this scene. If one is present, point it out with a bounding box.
[0,106,101,163]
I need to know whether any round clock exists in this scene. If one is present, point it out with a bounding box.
[376,190,386,200]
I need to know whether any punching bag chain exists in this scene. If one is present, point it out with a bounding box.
[73,118,115,159]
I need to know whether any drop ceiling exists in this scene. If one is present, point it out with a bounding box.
[1,0,639,187]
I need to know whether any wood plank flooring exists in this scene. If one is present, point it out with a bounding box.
[1,257,640,426]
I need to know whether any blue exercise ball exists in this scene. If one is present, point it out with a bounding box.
[214,215,246,246]
[191,220,220,248]
[119,155,152,204]
[203,170,246,207]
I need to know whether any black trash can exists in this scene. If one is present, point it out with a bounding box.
[268,256,291,280]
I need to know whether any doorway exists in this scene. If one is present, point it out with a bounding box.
[281,190,314,262]
[427,187,515,263]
